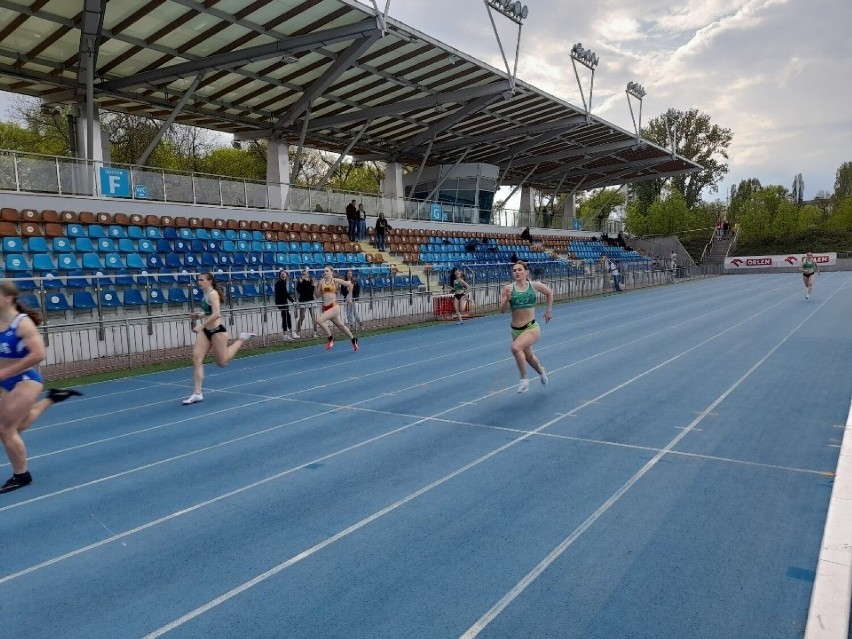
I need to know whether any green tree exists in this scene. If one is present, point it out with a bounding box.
[728,178,762,224]
[827,196,852,231]
[641,108,733,208]
[644,189,692,235]
[834,161,852,200]
[577,188,626,225]
[797,204,822,231]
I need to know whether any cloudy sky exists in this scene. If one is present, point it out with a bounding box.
[1,0,849,202]
[386,0,852,201]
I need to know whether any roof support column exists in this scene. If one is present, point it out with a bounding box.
[381,162,404,220]
[562,193,576,230]
[518,185,535,228]
[266,139,290,211]
[73,104,105,196]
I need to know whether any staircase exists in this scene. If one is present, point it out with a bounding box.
[704,236,734,266]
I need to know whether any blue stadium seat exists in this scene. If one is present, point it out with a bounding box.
[242,282,260,299]
[31,253,56,272]
[82,253,103,269]
[224,229,238,240]
[232,253,247,267]
[195,229,211,240]
[125,253,145,269]
[167,287,189,304]
[72,291,97,311]
[135,270,156,285]
[107,225,127,238]
[122,289,145,307]
[251,230,264,241]
[209,229,224,240]
[127,226,144,239]
[175,269,193,284]
[45,292,71,312]
[52,236,73,252]
[227,284,243,301]
[162,227,178,240]
[190,239,206,253]
[65,223,85,238]
[99,290,120,308]
[114,269,135,286]
[177,227,194,239]
[104,253,125,269]
[40,272,64,289]
[56,253,80,271]
[2,237,24,252]
[173,239,189,253]
[144,226,162,239]
[164,253,183,269]
[221,240,236,252]
[183,254,200,269]
[87,224,106,238]
[75,237,94,252]
[146,288,165,305]
[5,254,29,272]
[137,238,155,253]
[91,270,114,286]
[117,238,135,253]
[156,239,173,253]
[190,285,204,302]
[239,230,251,241]
[97,237,116,252]
[146,254,164,269]
[204,240,220,252]
[65,270,90,288]
[201,253,217,267]
[27,237,49,252]
[216,254,232,266]
[156,270,176,284]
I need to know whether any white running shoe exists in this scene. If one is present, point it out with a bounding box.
[517,379,530,393]
[283,333,293,341]
[182,393,203,405]
[291,331,299,339]
[805,294,809,300]
[540,370,549,386]
[238,332,256,341]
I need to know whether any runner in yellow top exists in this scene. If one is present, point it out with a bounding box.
[316,265,358,351]
[799,252,819,300]
[499,261,553,393]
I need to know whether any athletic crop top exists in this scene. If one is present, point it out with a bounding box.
[509,282,536,310]
[320,279,337,294]
[0,314,29,359]
[201,291,215,316]
[453,278,466,294]
[802,258,815,272]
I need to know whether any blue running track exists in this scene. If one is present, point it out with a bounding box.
[1,272,850,639]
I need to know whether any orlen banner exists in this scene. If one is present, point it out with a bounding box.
[725,253,837,270]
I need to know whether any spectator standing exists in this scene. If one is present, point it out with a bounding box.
[669,250,678,283]
[274,270,297,340]
[346,200,358,242]
[357,203,367,241]
[295,267,318,337]
[606,257,622,292]
[375,212,391,252]
[341,270,363,330]
[521,226,532,242]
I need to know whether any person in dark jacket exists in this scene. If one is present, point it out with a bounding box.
[346,200,358,241]
[295,268,318,338]
[274,270,297,340]
[375,212,391,251]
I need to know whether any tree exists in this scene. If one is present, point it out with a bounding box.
[728,178,762,224]
[644,189,692,235]
[834,161,852,200]
[641,108,733,208]
[576,188,626,225]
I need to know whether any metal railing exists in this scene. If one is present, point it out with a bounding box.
[7,261,720,380]
[1,148,608,232]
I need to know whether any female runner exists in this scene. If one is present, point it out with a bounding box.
[316,265,358,351]
[499,261,553,393]
[183,272,254,405]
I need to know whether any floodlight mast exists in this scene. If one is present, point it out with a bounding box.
[664,108,679,159]
[570,43,599,123]
[625,81,646,141]
[483,0,531,95]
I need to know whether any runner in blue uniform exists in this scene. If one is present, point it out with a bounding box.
[499,261,553,393]
[0,280,81,493]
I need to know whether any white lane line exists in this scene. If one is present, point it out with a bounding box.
[460,283,846,638]
[805,393,852,639]
[140,284,813,637]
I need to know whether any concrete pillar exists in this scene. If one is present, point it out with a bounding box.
[73,104,104,196]
[382,162,404,219]
[519,185,534,227]
[266,139,290,210]
[562,193,576,230]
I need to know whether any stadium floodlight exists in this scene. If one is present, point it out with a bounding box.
[663,109,679,158]
[483,0,531,95]
[625,81,646,140]
[570,42,600,122]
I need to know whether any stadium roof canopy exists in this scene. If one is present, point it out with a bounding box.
[0,0,700,193]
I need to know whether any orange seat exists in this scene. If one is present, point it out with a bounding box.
[78,211,96,224]
[0,221,18,236]
[95,212,113,224]
[113,213,129,225]
[1,207,20,222]
[60,210,79,222]
[41,210,60,223]
[21,222,43,237]
[21,209,41,222]
[43,223,63,238]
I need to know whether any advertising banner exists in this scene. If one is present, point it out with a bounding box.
[724,253,836,270]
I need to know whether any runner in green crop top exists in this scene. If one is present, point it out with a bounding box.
[799,251,819,300]
[450,268,470,324]
[499,260,554,393]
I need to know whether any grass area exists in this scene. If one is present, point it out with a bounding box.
[733,228,852,256]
